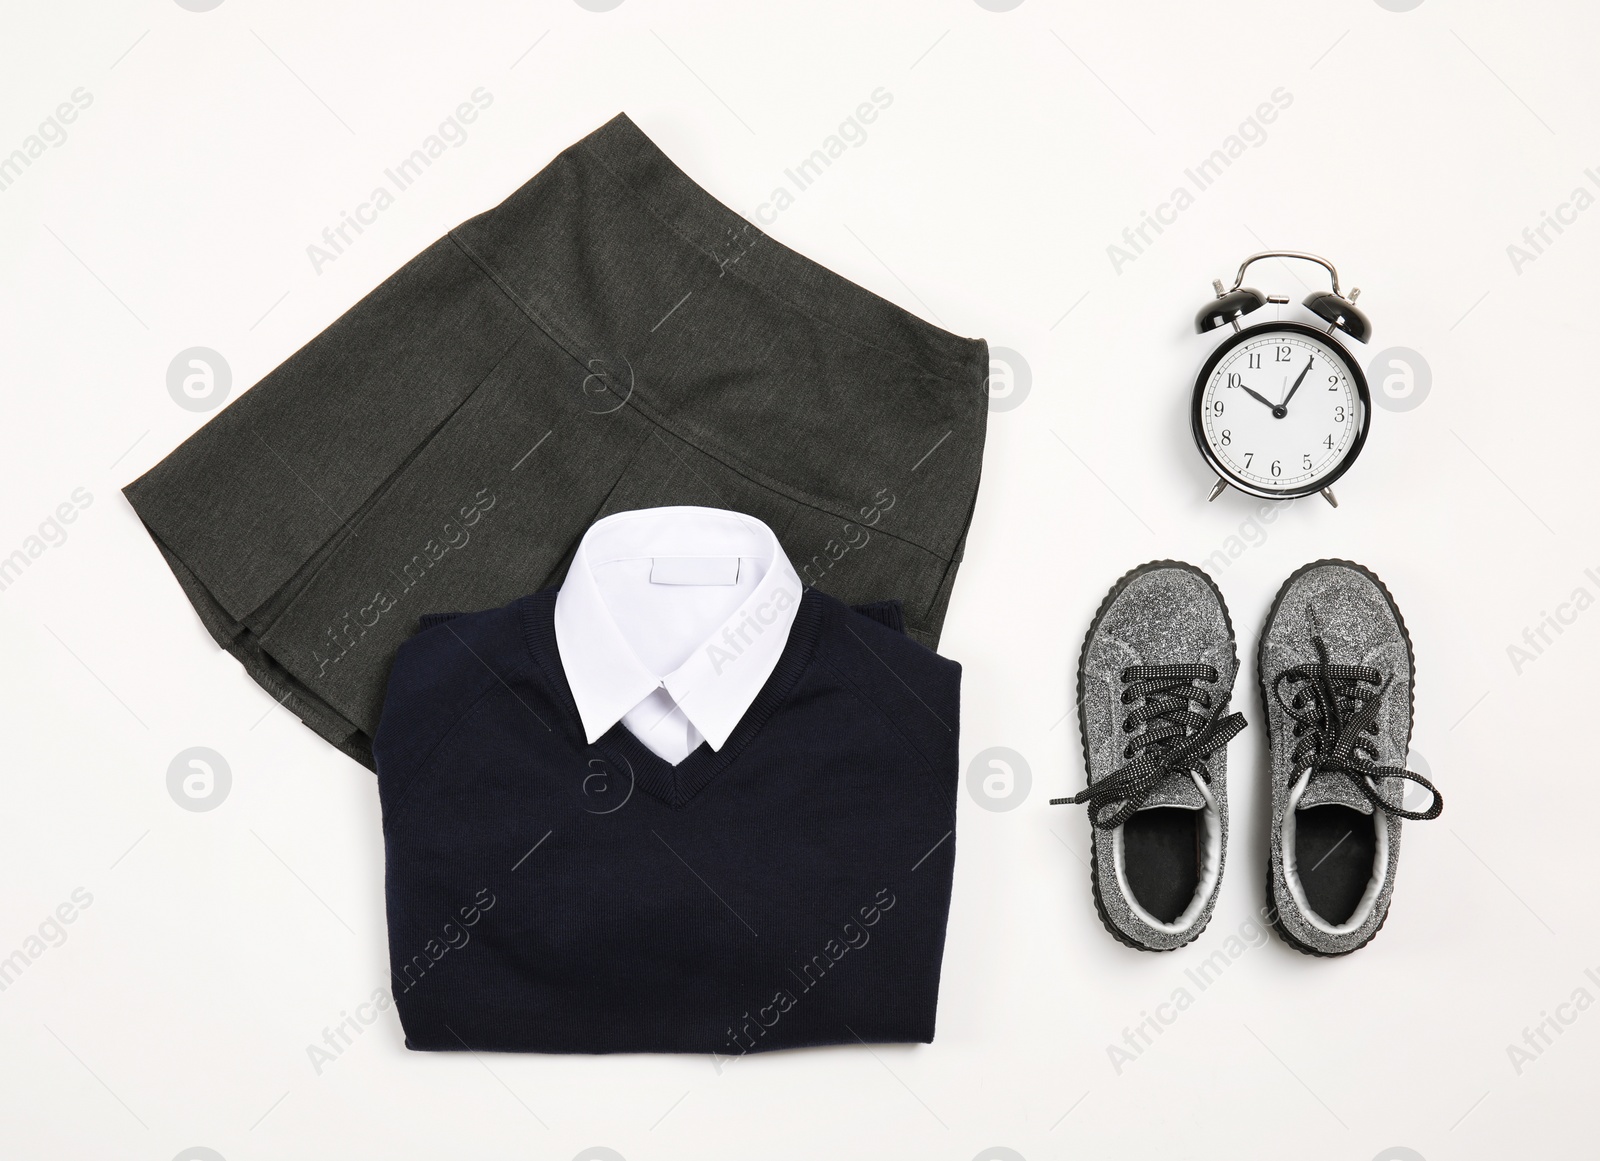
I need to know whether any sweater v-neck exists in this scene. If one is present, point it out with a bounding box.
[519,585,825,808]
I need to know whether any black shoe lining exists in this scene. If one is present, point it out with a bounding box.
[1294,805,1376,926]
[1122,808,1202,924]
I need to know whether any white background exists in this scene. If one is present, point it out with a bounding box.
[2,1,1597,1158]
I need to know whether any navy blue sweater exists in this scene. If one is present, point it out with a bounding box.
[372,587,961,1056]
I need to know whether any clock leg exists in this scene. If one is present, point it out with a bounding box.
[1207,478,1228,502]
[1320,486,1338,508]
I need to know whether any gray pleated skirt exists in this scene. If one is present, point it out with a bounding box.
[124,113,990,768]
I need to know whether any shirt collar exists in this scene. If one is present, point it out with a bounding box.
[553,507,804,752]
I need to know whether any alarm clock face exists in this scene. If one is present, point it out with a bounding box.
[1192,321,1371,499]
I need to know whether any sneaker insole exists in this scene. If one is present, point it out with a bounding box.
[1294,805,1377,926]
[1122,808,1201,925]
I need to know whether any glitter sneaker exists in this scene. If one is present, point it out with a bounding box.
[1259,559,1443,956]
[1053,561,1246,952]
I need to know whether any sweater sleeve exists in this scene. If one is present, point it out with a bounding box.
[371,607,515,827]
[823,601,962,819]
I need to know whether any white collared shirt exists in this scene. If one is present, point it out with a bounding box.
[554,506,805,764]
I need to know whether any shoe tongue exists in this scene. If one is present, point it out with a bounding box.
[1138,771,1206,811]
[1299,770,1375,814]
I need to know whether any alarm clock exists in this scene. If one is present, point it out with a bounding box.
[1191,251,1372,508]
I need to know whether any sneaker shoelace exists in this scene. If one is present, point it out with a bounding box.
[1051,663,1245,829]
[1273,636,1442,821]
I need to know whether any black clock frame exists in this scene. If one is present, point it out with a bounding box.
[1190,320,1372,501]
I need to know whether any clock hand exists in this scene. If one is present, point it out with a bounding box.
[1240,385,1277,411]
[1279,355,1315,411]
